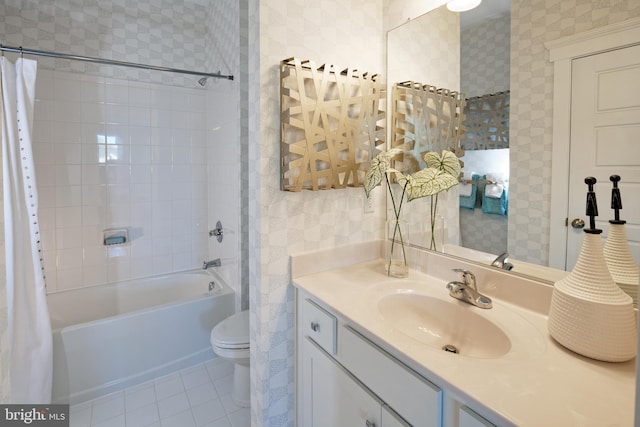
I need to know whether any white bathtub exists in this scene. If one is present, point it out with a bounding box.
[48,269,235,404]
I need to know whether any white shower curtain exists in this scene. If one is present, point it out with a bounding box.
[1,56,52,403]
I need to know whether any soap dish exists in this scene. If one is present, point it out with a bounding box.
[103,228,129,246]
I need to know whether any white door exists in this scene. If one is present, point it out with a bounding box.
[566,43,640,270]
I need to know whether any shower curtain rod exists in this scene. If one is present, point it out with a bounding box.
[0,44,234,81]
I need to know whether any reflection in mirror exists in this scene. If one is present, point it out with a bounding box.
[387,1,513,261]
[385,1,571,285]
[388,1,640,303]
[458,8,510,255]
[386,5,462,254]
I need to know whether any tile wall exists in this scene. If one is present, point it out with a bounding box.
[0,0,241,299]
[33,70,215,293]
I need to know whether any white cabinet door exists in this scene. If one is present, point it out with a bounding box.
[303,337,382,427]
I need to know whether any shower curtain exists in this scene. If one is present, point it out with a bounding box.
[1,57,52,403]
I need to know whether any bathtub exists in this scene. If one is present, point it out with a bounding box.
[48,269,235,404]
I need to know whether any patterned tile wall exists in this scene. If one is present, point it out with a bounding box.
[0,0,216,87]
[255,0,385,425]
[384,0,447,32]
[509,0,640,265]
[241,0,263,421]
[461,12,510,98]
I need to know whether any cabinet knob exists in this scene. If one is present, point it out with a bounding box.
[365,420,376,427]
[310,321,320,332]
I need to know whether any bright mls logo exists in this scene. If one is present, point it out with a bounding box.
[1,405,69,426]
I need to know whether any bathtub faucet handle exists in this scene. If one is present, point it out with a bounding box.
[209,220,224,243]
[203,258,222,269]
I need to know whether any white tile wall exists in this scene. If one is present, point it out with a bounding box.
[32,69,233,294]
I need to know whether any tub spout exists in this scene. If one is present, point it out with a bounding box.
[203,258,221,269]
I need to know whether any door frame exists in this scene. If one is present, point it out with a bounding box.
[545,17,640,270]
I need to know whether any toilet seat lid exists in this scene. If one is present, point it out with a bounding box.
[211,310,249,348]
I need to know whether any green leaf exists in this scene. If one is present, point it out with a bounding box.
[405,168,460,201]
[364,148,404,198]
[423,150,461,178]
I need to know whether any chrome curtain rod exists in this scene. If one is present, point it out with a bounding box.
[0,44,234,81]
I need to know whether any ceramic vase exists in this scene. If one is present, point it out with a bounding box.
[604,223,639,304]
[548,232,637,362]
[385,219,409,278]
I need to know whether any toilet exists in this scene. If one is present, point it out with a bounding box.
[210,310,250,407]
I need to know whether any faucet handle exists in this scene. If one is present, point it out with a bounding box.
[452,268,476,289]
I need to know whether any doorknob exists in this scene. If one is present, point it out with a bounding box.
[571,218,585,229]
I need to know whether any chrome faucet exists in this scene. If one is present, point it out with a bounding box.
[202,258,221,269]
[446,268,492,309]
[491,252,513,271]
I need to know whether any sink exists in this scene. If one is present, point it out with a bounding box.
[378,293,512,358]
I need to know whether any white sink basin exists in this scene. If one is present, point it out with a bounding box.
[377,289,544,359]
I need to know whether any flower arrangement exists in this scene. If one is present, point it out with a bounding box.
[364,148,461,274]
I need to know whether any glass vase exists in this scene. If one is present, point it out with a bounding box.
[385,219,409,278]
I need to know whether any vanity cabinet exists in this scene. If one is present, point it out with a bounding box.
[302,337,410,427]
[297,292,498,427]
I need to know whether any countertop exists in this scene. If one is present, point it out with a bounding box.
[291,246,636,427]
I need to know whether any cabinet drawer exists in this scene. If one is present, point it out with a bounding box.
[459,406,495,427]
[341,325,442,427]
[301,299,337,355]
[383,404,411,427]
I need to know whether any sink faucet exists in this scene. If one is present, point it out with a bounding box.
[446,268,492,309]
[202,258,221,269]
[491,252,513,271]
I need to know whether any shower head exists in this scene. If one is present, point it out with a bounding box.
[198,77,208,87]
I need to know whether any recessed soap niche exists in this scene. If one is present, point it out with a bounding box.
[103,228,129,246]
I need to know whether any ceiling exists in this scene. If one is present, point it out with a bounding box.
[460,0,511,30]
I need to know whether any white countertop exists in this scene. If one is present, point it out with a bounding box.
[291,245,636,426]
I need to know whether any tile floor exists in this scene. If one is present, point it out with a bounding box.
[69,358,250,427]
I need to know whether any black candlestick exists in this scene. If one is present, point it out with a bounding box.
[609,175,625,224]
[584,177,602,234]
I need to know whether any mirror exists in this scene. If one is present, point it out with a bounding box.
[387,0,567,283]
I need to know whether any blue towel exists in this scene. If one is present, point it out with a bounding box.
[482,184,508,215]
[459,174,479,209]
